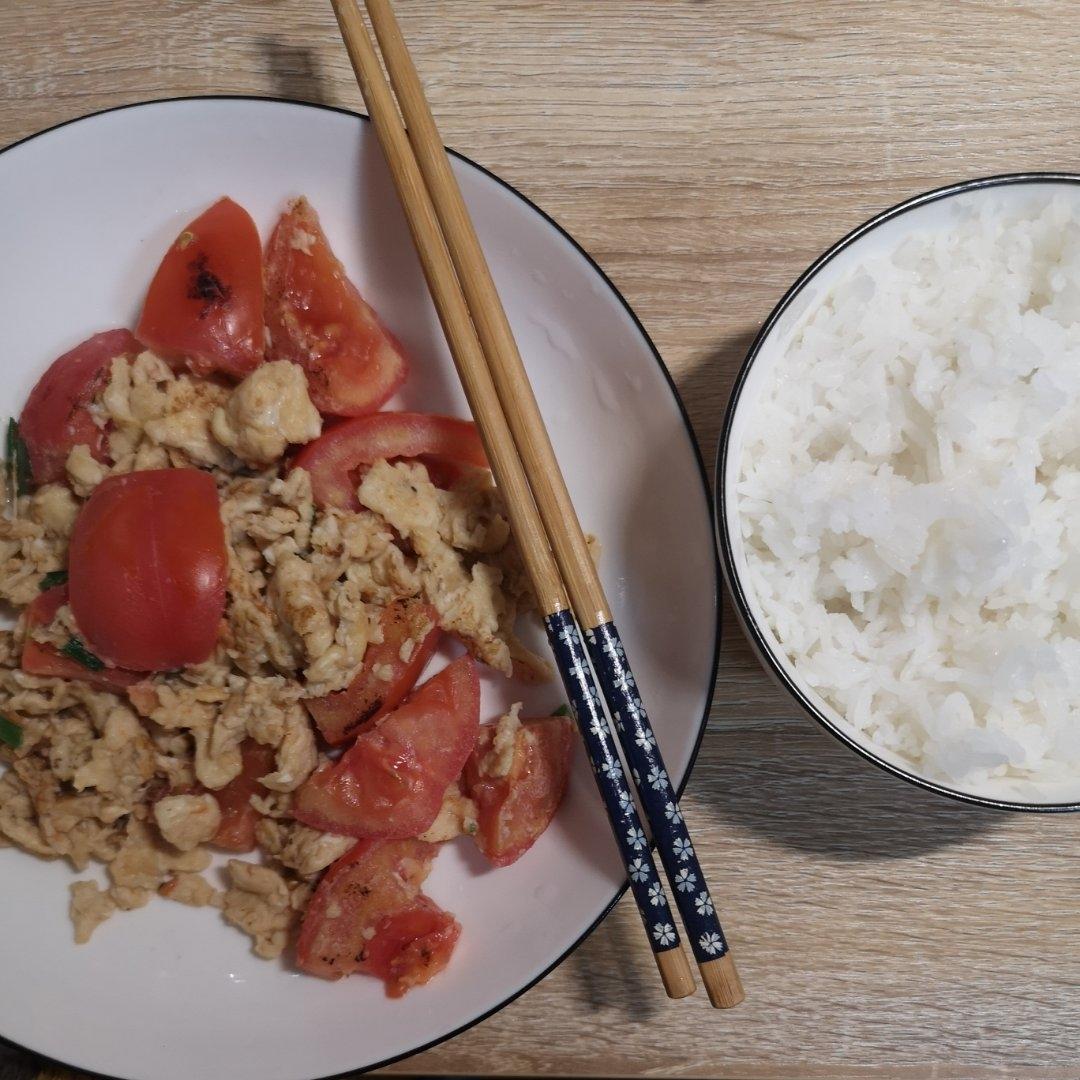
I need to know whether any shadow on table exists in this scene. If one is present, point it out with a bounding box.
[700,698,1001,860]
[0,1034,52,1080]
[662,337,1001,861]
[255,36,336,106]
[672,327,759,473]
[564,905,663,1023]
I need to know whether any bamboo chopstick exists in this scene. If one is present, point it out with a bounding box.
[360,0,744,1009]
[329,0,696,1001]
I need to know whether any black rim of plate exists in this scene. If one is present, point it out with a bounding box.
[0,96,723,1079]
[717,171,1080,815]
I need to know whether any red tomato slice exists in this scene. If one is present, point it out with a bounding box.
[19,329,141,485]
[297,837,460,996]
[363,897,461,999]
[293,655,480,839]
[136,197,264,379]
[211,740,277,851]
[307,599,441,746]
[294,411,489,511]
[462,715,575,868]
[68,469,227,671]
[21,585,143,690]
[266,197,407,416]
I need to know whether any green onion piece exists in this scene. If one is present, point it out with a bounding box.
[6,419,32,497]
[553,703,571,717]
[39,569,69,591]
[59,637,105,671]
[0,715,23,750]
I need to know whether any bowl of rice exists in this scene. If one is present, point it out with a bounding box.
[718,173,1080,810]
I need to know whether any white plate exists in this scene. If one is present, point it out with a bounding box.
[0,97,719,1079]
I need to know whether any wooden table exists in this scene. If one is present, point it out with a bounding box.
[3,2,1080,1078]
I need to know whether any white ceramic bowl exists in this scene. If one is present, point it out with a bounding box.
[0,97,720,1079]
[718,174,1080,813]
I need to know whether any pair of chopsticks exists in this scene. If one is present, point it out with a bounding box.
[331,0,743,1008]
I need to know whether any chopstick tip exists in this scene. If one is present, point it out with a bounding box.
[656,946,696,1000]
[700,954,745,1009]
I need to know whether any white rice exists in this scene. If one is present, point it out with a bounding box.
[737,190,1080,799]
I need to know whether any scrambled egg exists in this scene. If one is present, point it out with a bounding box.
[478,702,524,779]
[0,514,66,605]
[254,818,355,877]
[417,780,478,843]
[0,341,560,958]
[211,360,322,465]
[359,460,516,676]
[221,860,311,960]
[154,794,221,852]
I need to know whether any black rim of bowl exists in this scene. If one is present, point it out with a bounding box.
[0,95,723,1080]
[717,171,1080,815]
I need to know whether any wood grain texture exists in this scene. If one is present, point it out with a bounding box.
[2,2,1080,1078]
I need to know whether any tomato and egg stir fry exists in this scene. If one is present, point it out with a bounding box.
[0,196,576,997]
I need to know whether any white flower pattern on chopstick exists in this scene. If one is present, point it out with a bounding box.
[577,619,733,968]
[653,923,676,948]
[549,613,725,966]
[600,759,621,781]
[698,932,724,956]
[675,867,697,893]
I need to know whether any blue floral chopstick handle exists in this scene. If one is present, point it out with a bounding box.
[584,621,729,965]
[545,610,683,956]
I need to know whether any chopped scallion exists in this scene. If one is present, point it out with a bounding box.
[39,569,68,591]
[6,419,32,497]
[59,637,105,671]
[553,703,571,718]
[0,715,23,750]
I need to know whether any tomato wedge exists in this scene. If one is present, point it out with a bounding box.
[307,599,441,746]
[362,897,461,998]
[68,469,227,671]
[293,655,480,839]
[136,197,264,379]
[296,837,460,996]
[266,197,407,416]
[294,411,489,511]
[211,740,276,851]
[19,329,141,485]
[21,585,143,691]
[462,715,575,868]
